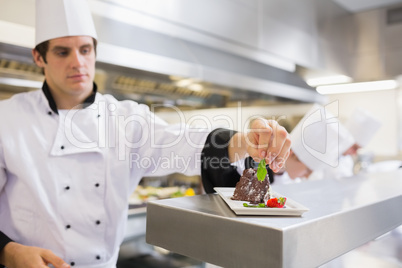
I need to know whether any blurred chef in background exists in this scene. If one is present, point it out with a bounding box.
[274,104,355,184]
[311,107,382,180]
[344,107,382,172]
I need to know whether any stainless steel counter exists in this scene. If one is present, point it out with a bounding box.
[146,170,402,268]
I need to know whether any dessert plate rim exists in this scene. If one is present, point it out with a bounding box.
[214,187,309,216]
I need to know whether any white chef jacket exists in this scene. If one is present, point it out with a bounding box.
[309,155,355,181]
[0,89,210,267]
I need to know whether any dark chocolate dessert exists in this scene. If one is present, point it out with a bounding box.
[232,168,270,204]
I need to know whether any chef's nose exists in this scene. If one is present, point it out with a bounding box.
[70,50,84,67]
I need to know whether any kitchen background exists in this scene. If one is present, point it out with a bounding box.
[1,0,402,158]
[1,0,402,266]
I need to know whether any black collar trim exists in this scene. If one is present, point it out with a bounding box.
[42,81,98,114]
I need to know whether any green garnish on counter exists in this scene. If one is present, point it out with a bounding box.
[256,158,267,181]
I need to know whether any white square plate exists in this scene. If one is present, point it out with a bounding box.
[214,187,309,216]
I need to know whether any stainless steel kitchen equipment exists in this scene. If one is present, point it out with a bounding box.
[146,169,402,268]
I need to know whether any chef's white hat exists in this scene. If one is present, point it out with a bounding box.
[344,108,382,147]
[291,104,354,171]
[338,121,356,154]
[35,0,97,46]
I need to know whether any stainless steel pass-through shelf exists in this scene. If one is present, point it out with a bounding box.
[146,170,402,268]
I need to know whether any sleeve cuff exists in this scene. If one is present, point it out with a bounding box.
[0,231,13,267]
[0,231,13,253]
[201,128,239,193]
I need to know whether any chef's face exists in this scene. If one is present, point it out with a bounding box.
[32,36,96,107]
[284,151,313,179]
[343,143,360,156]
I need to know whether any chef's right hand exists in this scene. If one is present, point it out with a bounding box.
[0,242,70,268]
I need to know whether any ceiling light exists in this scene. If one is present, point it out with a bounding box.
[306,75,352,87]
[188,83,203,92]
[176,79,193,87]
[316,80,398,95]
[169,75,183,81]
[0,77,43,88]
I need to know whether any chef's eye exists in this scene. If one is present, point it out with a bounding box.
[81,46,92,55]
[55,50,68,57]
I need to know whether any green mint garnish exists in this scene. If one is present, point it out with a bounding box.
[257,158,267,182]
[243,203,266,208]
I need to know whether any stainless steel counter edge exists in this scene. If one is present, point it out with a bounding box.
[146,197,285,267]
[282,195,402,267]
[146,170,402,268]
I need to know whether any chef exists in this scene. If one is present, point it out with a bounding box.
[345,108,382,154]
[312,107,382,179]
[344,107,382,157]
[278,104,355,184]
[0,0,291,267]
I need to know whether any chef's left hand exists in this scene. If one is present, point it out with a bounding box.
[247,118,291,172]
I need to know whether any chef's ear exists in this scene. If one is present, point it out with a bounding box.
[32,48,46,68]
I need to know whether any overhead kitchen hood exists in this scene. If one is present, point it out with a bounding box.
[3,0,402,108]
[0,29,323,109]
[0,0,327,108]
[0,39,322,109]
[91,14,324,106]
